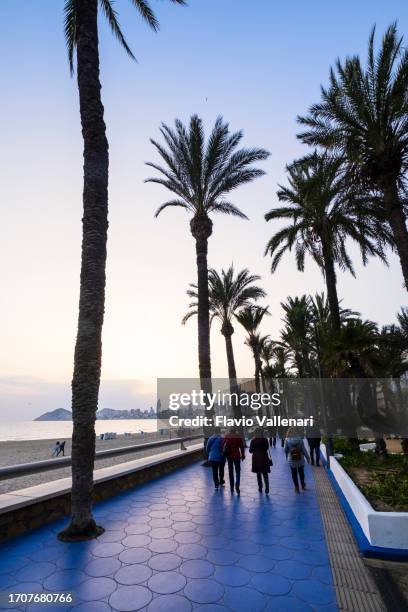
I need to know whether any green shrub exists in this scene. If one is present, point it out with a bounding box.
[338,452,408,511]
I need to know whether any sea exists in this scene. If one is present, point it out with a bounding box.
[0,420,158,442]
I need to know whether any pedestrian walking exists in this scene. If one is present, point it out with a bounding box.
[307,435,321,466]
[249,428,272,494]
[57,441,66,456]
[285,427,310,493]
[222,427,245,495]
[206,428,226,490]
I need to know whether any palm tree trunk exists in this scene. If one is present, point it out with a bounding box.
[254,352,261,393]
[190,215,213,453]
[223,328,238,389]
[260,371,271,418]
[222,325,244,437]
[384,181,408,290]
[322,242,341,332]
[58,0,107,541]
[190,214,213,394]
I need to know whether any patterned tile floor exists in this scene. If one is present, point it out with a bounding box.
[0,446,338,611]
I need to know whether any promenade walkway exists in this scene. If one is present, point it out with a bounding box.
[0,447,338,611]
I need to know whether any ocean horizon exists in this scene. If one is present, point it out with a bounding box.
[0,419,158,442]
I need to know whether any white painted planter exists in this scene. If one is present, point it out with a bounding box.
[321,445,408,550]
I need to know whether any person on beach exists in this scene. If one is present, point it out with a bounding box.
[57,441,66,456]
[285,427,310,493]
[307,434,321,466]
[249,428,272,494]
[206,428,226,490]
[222,427,245,495]
[52,441,60,457]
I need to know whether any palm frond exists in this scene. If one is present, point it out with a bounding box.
[65,0,186,72]
[100,0,135,60]
[154,200,189,217]
[209,201,248,218]
[64,0,77,75]
[129,0,159,31]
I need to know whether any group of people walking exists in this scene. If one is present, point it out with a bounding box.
[206,427,321,495]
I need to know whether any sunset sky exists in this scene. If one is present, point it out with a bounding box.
[1,0,408,419]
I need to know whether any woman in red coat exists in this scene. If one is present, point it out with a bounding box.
[249,428,272,494]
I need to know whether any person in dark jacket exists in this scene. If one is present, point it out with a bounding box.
[206,428,225,490]
[307,436,321,466]
[269,427,285,448]
[222,427,245,495]
[249,428,272,494]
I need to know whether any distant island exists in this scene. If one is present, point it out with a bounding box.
[34,407,156,421]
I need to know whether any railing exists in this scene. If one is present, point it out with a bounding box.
[0,434,203,482]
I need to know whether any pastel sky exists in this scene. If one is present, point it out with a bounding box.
[1,0,408,420]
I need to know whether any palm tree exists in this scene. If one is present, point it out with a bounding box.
[260,337,275,385]
[279,296,313,377]
[182,266,266,395]
[235,306,270,392]
[324,319,380,378]
[147,116,269,395]
[265,153,389,332]
[397,307,408,340]
[309,292,359,375]
[297,24,408,289]
[271,345,291,378]
[378,324,408,380]
[59,0,185,541]
[323,318,386,454]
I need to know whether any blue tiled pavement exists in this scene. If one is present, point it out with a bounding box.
[0,446,338,611]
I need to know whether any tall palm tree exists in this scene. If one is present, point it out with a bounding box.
[235,306,270,392]
[271,345,291,378]
[147,116,269,395]
[182,266,266,394]
[298,24,408,289]
[309,292,359,375]
[324,319,380,378]
[265,153,389,332]
[279,296,313,377]
[59,0,185,541]
[260,337,274,366]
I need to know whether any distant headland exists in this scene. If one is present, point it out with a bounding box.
[34,407,156,421]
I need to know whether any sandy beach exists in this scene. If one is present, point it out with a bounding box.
[0,431,201,495]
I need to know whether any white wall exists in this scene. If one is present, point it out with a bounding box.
[321,445,408,550]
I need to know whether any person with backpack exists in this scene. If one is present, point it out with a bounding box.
[222,427,245,495]
[284,427,310,493]
[249,428,273,494]
[206,427,226,490]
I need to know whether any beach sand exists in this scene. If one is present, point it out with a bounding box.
[0,431,200,494]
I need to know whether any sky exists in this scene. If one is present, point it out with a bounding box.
[1,0,408,420]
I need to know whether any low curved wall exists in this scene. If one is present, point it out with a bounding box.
[0,445,203,543]
[321,445,408,560]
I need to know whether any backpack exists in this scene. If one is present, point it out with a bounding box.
[290,443,302,461]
